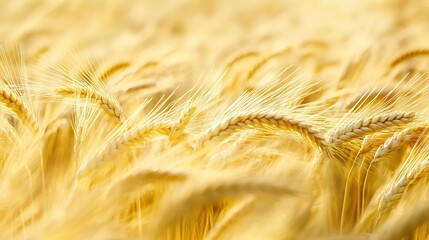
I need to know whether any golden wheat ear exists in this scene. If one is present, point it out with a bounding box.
[33,50,126,124]
[149,176,305,239]
[77,95,177,177]
[0,44,39,132]
[328,112,415,146]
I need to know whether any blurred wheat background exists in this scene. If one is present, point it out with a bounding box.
[1,0,429,239]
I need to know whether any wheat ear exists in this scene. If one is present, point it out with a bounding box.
[204,198,253,240]
[379,161,429,216]
[247,49,289,79]
[373,127,428,163]
[98,62,130,82]
[108,169,186,197]
[225,51,259,71]
[55,86,125,123]
[390,49,429,67]
[152,178,303,236]
[171,105,197,142]
[78,122,172,175]
[197,112,328,150]
[329,112,415,145]
[340,88,394,110]
[377,198,429,240]
[0,88,38,130]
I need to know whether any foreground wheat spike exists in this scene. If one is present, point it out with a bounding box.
[378,161,429,216]
[197,111,328,150]
[55,86,125,123]
[373,127,428,163]
[78,122,172,175]
[329,112,415,145]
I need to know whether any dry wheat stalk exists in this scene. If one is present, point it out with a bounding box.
[197,112,328,150]
[55,86,125,123]
[329,112,415,145]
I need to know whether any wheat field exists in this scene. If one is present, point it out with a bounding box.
[1,0,429,239]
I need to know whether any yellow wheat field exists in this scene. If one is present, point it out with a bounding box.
[1,0,429,239]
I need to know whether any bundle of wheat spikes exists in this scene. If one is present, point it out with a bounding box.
[2,0,429,239]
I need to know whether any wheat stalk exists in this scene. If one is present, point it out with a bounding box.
[197,112,328,150]
[55,86,125,123]
[329,112,415,145]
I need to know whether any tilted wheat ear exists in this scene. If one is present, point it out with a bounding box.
[329,112,415,145]
[373,127,428,163]
[379,160,429,216]
[78,122,172,175]
[196,111,328,150]
[390,49,429,67]
[0,87,38,131]
[55,86,125,123]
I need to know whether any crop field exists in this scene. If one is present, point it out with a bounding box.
[0,0,428,239]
